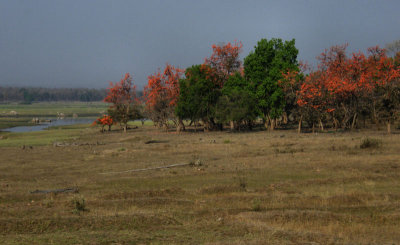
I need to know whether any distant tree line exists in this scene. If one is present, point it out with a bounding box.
[0,87,143,103]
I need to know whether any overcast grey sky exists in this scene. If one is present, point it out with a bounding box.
[0,0,399,89]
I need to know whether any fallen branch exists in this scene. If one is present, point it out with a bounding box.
[30,187,79,194]
[100,162,196,175]
[144,140,168,144]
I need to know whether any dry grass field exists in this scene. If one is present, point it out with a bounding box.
[0,124,399,244]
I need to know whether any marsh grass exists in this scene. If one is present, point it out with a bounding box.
[0,117,35,130]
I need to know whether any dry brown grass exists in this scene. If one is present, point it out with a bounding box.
[0,126,400,244]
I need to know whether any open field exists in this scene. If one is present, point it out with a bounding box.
[0,124,400,244]
[0,102,108,117]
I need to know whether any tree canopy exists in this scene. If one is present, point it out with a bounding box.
[244,38,299,129]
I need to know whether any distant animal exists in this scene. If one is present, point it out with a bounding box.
[57,112,65,119]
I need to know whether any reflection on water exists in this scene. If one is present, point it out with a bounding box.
[2,118,95,133]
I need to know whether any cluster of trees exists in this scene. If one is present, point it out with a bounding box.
[0,87,108,103]
[146,38,301,132]
[100,38,400,134]
[281,44,400,133]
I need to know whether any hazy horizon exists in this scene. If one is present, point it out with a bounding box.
[1,0,399,89]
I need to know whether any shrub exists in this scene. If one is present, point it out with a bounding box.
[251,198,262,212]
[72,196,88,214]
[360,138,382,149]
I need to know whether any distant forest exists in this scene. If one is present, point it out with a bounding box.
[0,87,111,103]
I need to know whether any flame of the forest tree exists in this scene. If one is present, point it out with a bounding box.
[104,73,137,106]
[281,44,400,113]
[144,63,184,109]
[92,115,114,126]
[202,41,243,87]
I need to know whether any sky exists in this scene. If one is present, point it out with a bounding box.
[0,0,399,89]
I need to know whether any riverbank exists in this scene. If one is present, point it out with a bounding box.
[1,118,95,133]
[0,101,108,130]
[0,117,35,130]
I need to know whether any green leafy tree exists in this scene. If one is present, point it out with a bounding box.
[244,38,299,129]
[175,65,221,131]
[215,72,257,130]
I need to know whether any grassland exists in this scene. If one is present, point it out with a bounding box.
[0,121,399,244]
[0,101,108,117]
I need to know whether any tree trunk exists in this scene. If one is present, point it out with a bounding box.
[351,113,357,130]
[230,121,235,131]
[176,119,185,132]
[123,124,127,133]
[312,122,315,133]
[283,112,288,124]
[264,117,269,129]
[333,117,339,131]
[247,120,253,131]
[298,115,302,134]
[372,102,380,130]
[319,118,324,132]
[203,120,210,132]
[163,122,169,132]
[270,118,275,131]
[387,121,391,134]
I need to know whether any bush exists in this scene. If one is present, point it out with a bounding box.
[360,138,382,149]
[72,196,88,214]
[251,198,262,212]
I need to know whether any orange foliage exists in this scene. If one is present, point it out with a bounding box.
[103,73,138,132]
[287,45,400,113]
[203,41,243,87]
[92,115,114,126]
[104,73,137,105]
[144,63,184,109]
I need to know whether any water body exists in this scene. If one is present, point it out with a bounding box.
[2,118,95,133]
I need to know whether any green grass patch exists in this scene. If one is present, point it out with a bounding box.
[0,127,88,147]
[0,102,108,117]
[0,117,34,130]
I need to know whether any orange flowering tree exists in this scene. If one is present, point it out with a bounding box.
[281,44,400,133]
[317,45,399,131]
[144,64,184,130]
[366,47,400,133]
[104,73,140,133]
[202,41,243,88]
[197,41,244,131]
[92,115,114,132]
